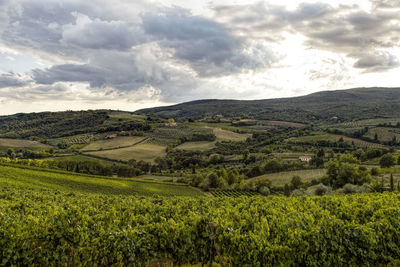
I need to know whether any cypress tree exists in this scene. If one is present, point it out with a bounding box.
[390,173,394,191]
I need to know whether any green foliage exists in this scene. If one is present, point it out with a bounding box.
[0,110,151,139]
[0,164,203,197]
[326,155,371,188]
[2,179,400,265]
[380,153,397,168]
[290,175,303,190]
[137,87,400,123]
[390,173,394,191]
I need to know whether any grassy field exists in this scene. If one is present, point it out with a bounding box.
[213,128,251,141]
[0,164,204,197]
[84,143,166,162]
[175,127,250,151]
[287,133,383,148]
[81,136,146,151]
[251,169,326,186]
[176,141,216,151]
[0,138,49,148]
[364,127,400,142]
[331,118,400,129]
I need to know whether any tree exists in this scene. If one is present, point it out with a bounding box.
[227,170,239,185]
[317,149,325,158]
[7,148,16,159]
[284,184,291,197]
[380,154,396,168]
[326,154,370,188]
[242,149,250,162]
[290,176,302,190]
[310,156,324,167]
[390,173,394,191]
[374,133,378,141]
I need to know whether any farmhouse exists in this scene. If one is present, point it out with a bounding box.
[299,155,312,163]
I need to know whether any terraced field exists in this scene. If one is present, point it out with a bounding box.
[251,169,326,186]
[364,127,400,142]
[81,136,146,151]
[84,143,166,162]
[0,138,49,148]
[0,164,204,197]
[331,118,400,128]
[287,133,383,148]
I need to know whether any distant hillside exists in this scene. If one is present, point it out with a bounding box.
[0,110,150,139]
[136,87,400,123]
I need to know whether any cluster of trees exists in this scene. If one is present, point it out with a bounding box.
[325,155,371,188]
[0,111,109,138]
[3,148,53,159]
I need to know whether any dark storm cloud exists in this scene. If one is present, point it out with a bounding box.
[353,51,399,71]
[0,73,30,87]
[142,8,275,77]
[0,0,277,100]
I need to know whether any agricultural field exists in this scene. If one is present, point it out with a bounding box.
[49,155,114,164]
[84,143,166,162]
[210,189,260,197]
[188,122,253,133]
[0,138,49,148]
[364,127,400,142]
[251,169,326,186]
[1,186,400,265]
[176,141,216,151]
[0,164,203,197]
[147,125,213,145]
[81,136,146,151]
[46,134,94,146]
[330,118,400,129]
[273,152,314,160]
[287,133,383,148]
[213,128,251,141]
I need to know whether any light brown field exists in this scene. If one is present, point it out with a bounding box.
[287,133,383,148]
[213,128,251,141]
[250,169,327,186]
[176,141,216,151]
[84,143,166,162]
[0,138,50,148]
[82,136,146,151]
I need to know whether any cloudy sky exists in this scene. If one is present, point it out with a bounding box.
[0,0,399,115]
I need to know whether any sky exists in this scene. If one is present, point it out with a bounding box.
[0,0,399,115]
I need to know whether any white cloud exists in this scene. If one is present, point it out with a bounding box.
[0,0,399,115]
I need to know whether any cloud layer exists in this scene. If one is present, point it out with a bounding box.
[0,0,399,114]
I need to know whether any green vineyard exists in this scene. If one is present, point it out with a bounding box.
[0,164,204,197]
[210,189,260,197]
[1,183,400,266]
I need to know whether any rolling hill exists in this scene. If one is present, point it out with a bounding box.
[136,87,400,123]
[0,164,204,197]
